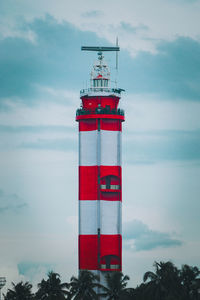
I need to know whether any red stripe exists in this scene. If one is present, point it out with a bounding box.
[79,166,98,200]
[79,166,122,201]
[101,119,122,131]
[79,234,122,270]
[100,97,119,110]
[100,166,121,178]
[76,114,125,122]
[79,119,97,131]
[79,119,122,131]
[79,235,98,270]
[100,234,122,259]
[81,96,119,111]
[100,191,121,201]
[79,166,121,181]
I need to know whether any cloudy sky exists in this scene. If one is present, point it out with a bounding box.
[0,0,200,291]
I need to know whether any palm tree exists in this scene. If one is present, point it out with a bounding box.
[100,272,132,300]
[143,262,164,300]
[119,287,136,300]
[35,271,68,300]
[180,264,200,300]
[133,283,148,300]
[4,281,34,300]
[143,261,182,300]
[67,270,101,300]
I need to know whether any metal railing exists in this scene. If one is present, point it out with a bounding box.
[76,107,124,117]
[80,87,123,96]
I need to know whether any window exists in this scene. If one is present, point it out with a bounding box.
[101,255,120,270]
[100,175,120,190]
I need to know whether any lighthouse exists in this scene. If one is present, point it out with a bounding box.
[76,46,125,285]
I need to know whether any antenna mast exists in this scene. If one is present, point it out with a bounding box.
[116,37,119,70]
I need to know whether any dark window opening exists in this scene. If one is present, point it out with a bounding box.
[101,255,120,270]
[100,175,120,190]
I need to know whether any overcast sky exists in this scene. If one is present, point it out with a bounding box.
[0,0,200,291]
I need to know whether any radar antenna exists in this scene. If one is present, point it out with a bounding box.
[81,46,120,63]
[81,46,120,52]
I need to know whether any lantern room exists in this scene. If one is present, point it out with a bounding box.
[92,74,109,88]
[90,52,110,88]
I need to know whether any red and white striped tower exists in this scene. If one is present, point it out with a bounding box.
[76,46,125,286]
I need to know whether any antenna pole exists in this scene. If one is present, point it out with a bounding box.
[116,37,119,70]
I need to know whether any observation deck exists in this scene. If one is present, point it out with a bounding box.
[76,106,125,121]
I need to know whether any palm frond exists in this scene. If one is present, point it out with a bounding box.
[143,271,157,282]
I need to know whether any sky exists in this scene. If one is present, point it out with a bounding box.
[0,0,200,291]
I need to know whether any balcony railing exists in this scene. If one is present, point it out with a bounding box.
[80,87,124,96]
[76,106,124,117]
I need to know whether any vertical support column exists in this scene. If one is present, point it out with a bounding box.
[99,119,122,275]
[78,120,98,271]
[97,119,101,271]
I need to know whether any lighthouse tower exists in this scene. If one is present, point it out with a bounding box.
[76,46,125,285]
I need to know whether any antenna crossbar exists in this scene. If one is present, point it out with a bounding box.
[81,46,120,52]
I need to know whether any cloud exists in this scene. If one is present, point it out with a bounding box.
[124,129,200,164]
[168,0,199,3]
[21,137,76,151]
[0,125,73,133]
[119,22,148,34]
[0,15,108,102]
[81,10,103,18]
[0,124,76,152]
[1,15,200,107]
[123,219,182,251]
[18,262,54,281]
[1,125,200,161]
[120,37,200,100]
[1,0,200,56]
[0,189,27,214]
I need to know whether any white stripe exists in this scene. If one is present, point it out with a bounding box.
[79,200,121,235]
[79,200,97,235]
[100,200,122,235]
[101,130,121,166]
[79,130,121,167]
[79,130,97,166]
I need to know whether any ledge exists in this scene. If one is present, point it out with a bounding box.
[76,114,125,121]
[100,189,121,193]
